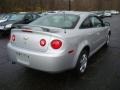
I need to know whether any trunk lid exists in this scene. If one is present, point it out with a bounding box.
[11,26,63,52]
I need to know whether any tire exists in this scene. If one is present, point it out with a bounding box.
[75,49,88,75]
[105,34,110,47]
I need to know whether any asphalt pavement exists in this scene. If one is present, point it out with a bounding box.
[0,15,120,90]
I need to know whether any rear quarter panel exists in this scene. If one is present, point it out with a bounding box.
[62,29,92,68]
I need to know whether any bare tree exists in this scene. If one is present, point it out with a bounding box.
[0,0,120,12]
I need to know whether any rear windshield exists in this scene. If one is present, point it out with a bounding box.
[0,14,9,20]
[8,14,25,21]
[29,14,80,29]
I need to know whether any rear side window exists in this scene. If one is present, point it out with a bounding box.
[80,17,92,29]
[91,16,103,28]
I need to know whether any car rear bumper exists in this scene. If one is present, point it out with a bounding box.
[7,43,74,73]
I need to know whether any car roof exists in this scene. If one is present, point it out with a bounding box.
[50,11,94,17]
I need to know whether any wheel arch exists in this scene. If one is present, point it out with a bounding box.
[82,46,90,56]
[72,41,91,68]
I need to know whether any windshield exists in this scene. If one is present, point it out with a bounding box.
[0,14,9,20]
[29,14,80,29]
[8,14,25,21]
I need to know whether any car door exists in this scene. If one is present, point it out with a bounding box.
[79,16,100,52]
[91,16,107,46]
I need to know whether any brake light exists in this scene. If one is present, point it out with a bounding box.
[22,27,32,33]
[22,29,32,33]
[40,39,46,47]
[12,35,16,41]
[51,39,62,49]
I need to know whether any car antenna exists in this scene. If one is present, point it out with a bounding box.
[63,11,66,34]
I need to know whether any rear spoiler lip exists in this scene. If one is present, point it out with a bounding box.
[13,24,67,34]
[22,29,33,33]
[13,24,64,33]
[27,25,68,33]
[11,28,64,39]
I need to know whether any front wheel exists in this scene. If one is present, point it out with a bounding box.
[75,50,88,75]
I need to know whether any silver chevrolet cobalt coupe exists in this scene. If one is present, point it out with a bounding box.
[7,11,111,74]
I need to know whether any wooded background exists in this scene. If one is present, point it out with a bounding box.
[0,0,120,12]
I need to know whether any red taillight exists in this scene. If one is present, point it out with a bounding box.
[12,35,16,41]
[51,39,62,49]
[40,39,46,47]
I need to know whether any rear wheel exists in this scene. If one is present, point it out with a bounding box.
[75,49,88,75]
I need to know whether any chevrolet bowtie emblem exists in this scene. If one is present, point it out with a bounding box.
[24,36,29,40]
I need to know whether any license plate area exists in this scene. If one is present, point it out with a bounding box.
[16,52,30,65]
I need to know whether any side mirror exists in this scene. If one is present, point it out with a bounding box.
[104,22,110,26]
